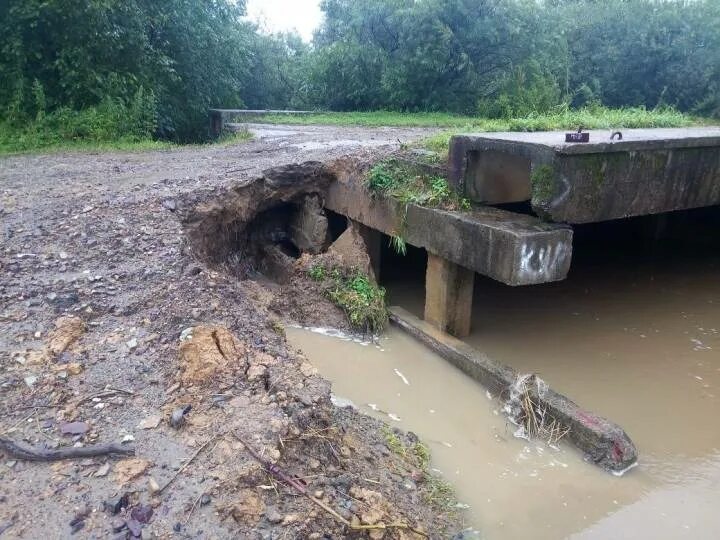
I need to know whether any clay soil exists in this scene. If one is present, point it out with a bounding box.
[0,125,465,539]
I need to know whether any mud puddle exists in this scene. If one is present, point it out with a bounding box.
[288,326,667,539]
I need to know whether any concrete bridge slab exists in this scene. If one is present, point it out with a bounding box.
[450,128,720,223]
[325,162,574,287]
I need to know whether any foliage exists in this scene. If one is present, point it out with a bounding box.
[304,0,720,118]
[0,0,256,142]
[0,0,716,149]
[381,426,457,511]
[308,264,327,281]
[367,159,470,211]
[420,106,698,156]
[307,264,388,334]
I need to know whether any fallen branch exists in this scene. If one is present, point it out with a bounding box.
[0,437,134,461]
[234,433,428,538]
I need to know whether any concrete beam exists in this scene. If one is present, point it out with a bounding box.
[450,128,720,224]
[325,160,573,286]
[424,254,474,337]
[389,306,638,474]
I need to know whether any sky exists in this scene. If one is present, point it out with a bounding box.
[246,0,323,42]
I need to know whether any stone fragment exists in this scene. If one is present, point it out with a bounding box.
[179,326,246,385]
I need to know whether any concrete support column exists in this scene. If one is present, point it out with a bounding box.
[424,253,474,338]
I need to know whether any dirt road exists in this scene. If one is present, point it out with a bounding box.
[0,125,461,539]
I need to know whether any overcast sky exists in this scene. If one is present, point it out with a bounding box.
[246,0,323,42]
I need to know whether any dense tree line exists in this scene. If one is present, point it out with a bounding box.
[1,0,718,142]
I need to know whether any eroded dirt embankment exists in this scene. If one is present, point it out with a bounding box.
[0,127,459,538]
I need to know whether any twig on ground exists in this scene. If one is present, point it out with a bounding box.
[75,387,135,407]
[0,437,135,461]
[234,432,428,537]
[157,434,218,494]
[184,492,205,525]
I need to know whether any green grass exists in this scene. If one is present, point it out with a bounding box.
[367,159,470,211]
[366,158,471,252]
[254,105,699,130]
[381,426,457,512]
[0,124,254,156]
[420,106,702,155]
[307,264,388,334]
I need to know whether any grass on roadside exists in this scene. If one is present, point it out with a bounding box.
[382,427,457,512]
[254,105,698,130]
[308,264,388,334]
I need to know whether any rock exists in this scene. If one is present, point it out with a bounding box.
[328,221,376,281]
[230,489,265,526]
[282,513,301,525]
[137,415,161,430]
[105,494,130,515]
[126,338,138,350]
[178,326,246,386]
[111,518,127,533]
[402,478,417,491]
[125,517,142,536]
[130,505,153,524]
[47,316,86,355]
[95,463,111,477]
[113,458,151,486]
[200,494,211,506]
[147,477,160,494]
[265,506,282,524]
[290,194,330,254]
[23,375,37,388]
[162,199,177,211]
[169,405,191,428]
[59,421,89,435]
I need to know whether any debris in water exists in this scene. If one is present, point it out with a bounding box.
[394,368,410,385]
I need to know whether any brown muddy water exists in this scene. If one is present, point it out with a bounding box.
[287,209,720,539]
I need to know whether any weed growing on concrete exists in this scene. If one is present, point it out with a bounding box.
[530,164,556,205]
[367,159,471,254]
[306,263,388,334]
[367,159,468,212]
[389,235,407,256]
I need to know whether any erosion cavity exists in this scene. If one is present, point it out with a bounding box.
[182,162,337,281]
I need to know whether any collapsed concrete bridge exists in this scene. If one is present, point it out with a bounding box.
[328,128,720,338]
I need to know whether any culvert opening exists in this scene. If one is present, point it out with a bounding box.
[379,235,427,311]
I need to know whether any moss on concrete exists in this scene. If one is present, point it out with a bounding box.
[530,164,557,205]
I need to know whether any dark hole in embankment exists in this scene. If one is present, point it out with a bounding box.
[246,203,302,259]
[182,161,336,281]
[326,209,349,242]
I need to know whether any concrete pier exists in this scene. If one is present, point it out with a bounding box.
[450,128,720,223]
[424,254,475,337]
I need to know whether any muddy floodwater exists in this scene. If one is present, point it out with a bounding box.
[287,212,720,539]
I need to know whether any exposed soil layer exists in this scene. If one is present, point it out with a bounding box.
[0,126,460,538]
